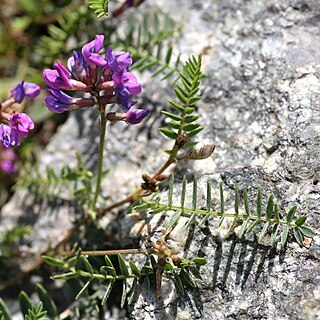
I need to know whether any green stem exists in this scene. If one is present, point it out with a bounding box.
[91,107,107,210]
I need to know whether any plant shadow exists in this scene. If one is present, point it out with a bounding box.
[206,232,287,293]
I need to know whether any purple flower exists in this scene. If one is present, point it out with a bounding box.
[9,113,34,138]
[0,113,34,147]
[104,46,118,73]
[11,82,25,103]
[45,89,95,113]
[24,82,41,99]
[114,51,133,68]
[0,146,17,173]
[104,47,141,111]
[113,70,141,95]
[102,47,132,86]
[0,124,20,147]
[125,108,150,125]
[82,35,106,67]
[117,87,137,111]
[67,51,89,81]
[113,70,142,110]
[45,96,70,113]
[122,72,141,94]
[43,62,74,90]
[104,47,133,73]
[11,81,40,103]
[45,89,77,113]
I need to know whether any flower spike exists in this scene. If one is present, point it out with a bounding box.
[42,35,148,124]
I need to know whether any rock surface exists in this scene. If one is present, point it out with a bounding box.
[1,0,320,319]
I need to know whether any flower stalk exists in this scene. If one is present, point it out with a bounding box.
[91,105,107,210]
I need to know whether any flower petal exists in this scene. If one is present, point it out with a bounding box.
[82,35,106,67]
[11,81,25,103]
[45,96,71,113]
[23,82,40,98]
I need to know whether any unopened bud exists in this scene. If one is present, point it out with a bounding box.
[187,145,215,160]
[142,173,151,183]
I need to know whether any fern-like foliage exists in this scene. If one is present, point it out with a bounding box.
[48,253,153,307]
[43,249,206,306]
[133,175,317,247]
[159,55,206,156]
[34,8,94,66]
[88,0,108,18]
[36,9,181,77]
[13,156,107,209]
[0,284,56,320]
[114,13,181,79]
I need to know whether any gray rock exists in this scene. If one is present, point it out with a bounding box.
[125,0,320,319]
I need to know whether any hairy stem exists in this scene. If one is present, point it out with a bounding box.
[91,106,107,210]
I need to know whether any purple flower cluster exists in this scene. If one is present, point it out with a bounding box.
[0,81,38,149]
[43,35,150,124]
[0,113,34,147]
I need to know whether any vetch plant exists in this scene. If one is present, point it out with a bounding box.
[17,47,218,309]
[0,1,318,318]
[33,49,316,311]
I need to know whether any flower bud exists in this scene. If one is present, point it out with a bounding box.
[125,109,150,125]
[186,145,215,160]
[45,89,95,113]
